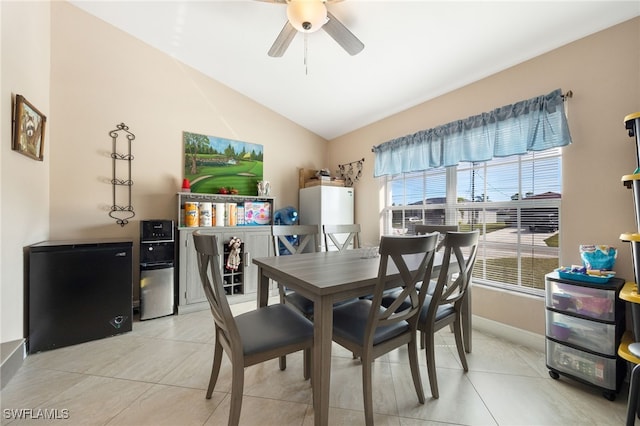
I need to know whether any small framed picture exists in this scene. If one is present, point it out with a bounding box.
[12,94,46,161]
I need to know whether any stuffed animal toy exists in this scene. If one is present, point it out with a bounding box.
[226,237,242,270]
[273,206,300,255]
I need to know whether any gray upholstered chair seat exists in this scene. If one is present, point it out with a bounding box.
[418,295,454,323]
[281,291,315,318]
[284,290,355,318]
[236,304,314,356]
[333,299,409,346]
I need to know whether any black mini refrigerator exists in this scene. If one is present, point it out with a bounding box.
[27,239,133,353]
[139,220,175,320]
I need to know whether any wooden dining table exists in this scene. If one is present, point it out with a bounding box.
[253,247,470,426]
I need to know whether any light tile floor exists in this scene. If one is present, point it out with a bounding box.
[1,300,633,426]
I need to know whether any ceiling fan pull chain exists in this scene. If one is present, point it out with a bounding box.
[304,33,309,75]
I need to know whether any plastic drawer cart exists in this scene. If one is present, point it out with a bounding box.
[545,271,626,400]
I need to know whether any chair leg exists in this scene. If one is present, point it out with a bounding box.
[627,363,640,426]
[229,358,245,426]
[206,340,223,399]
[278,285,288,372]
[303,348,311,380]
[425,330,439,399]
[408,338,425,404]
[361,354,374,426]
[453,316,469,372]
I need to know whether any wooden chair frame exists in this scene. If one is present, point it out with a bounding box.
[414,224,458,251]
[418,230,479,399]
[331,233,439,425]
[322,223,361,251]
[193,231,313,426]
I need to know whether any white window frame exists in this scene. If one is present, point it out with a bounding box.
[382,149,562,295]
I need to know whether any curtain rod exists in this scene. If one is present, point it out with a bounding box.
[371,89,574,152]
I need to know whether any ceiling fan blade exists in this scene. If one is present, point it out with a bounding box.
[268,21,297,57]
[323,11,364,56]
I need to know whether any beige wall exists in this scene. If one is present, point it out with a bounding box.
[1,2,51,344]
[49,1,326,241]
[328,17,640,334]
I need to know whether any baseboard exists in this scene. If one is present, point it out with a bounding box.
[1,339,26,389]
[473,315,545,352]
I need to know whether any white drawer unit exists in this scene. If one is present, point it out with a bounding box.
[545,272,626,400]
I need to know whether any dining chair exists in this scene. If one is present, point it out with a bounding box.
[192,231,313,426]
[414,224,458,252]
[414,224,459,332]
[323,223,361,251]
[271,224,321,370]
[271,224,321,318]
[331,233,439,425]
[379,224,456,306]
[417,230,479,399]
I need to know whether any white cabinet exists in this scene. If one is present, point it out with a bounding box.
[176,192,274,314]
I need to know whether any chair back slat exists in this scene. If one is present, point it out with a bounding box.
[192,232,241,352]
[431,231,479,313]
[414,224,458,251]
[365,233,439,346]
[272,225,320,255]
[323,223,361,251]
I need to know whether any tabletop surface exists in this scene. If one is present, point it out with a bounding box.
[253,248,443,296]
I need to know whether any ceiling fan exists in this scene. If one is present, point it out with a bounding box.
[259,0,365,57]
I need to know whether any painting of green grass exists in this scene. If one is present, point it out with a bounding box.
[183,131,264,195]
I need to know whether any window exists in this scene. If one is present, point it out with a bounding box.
[383,148,561,293]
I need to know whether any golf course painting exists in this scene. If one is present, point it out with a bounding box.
[183,131,264,195]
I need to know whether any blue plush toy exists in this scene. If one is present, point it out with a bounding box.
[273,206,299,255]
[274,206,298,225]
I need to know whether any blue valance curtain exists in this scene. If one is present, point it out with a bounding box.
[372,89,572,177]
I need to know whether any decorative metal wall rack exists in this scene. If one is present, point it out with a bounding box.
[337,158,364,187]
[109,123,135,227]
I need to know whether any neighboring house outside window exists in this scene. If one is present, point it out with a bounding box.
[382,147,561,294]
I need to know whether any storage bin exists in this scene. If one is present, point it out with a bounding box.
[545,278,616,322]
[545,310,616,355]
[546,340,617,389]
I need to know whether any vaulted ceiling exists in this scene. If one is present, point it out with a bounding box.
[70,1,640,140]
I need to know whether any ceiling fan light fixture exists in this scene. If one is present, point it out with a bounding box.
[286,0,327,33]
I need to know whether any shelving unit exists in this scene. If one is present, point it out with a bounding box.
[545,271,626,400]
[618,112,640,419]
[176,192,275,314]
[222,240,245,296]
[108,123,135,227]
